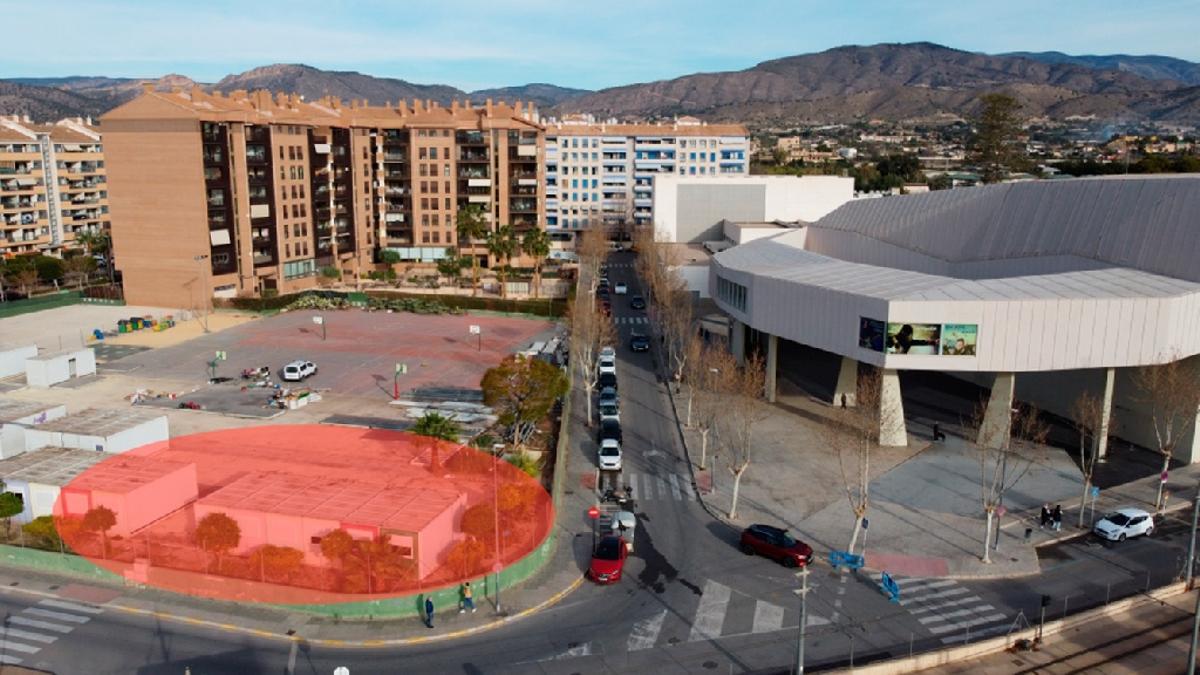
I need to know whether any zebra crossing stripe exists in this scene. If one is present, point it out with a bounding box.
[917,606,997,625]
[668,473,682,500]
[898,579,957,593]
[24,608,90,624]
[7,616,74,634]
[0,639,41,654]
[627,610,667,651]
[0,655,23,665]
[751,601,785,633]
[657,475,669,500]
[38,599,103,615]
[909,595,996,614]
[0,628,57,644]
[927,613,1007,635]
[899,586,971,605]
[688,581,732,642]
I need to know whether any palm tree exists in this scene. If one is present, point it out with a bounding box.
[412,411,461,476]
[521,229,551,299]
[74,230,113,283]
[486,225,518,299]
[455,204,489,296]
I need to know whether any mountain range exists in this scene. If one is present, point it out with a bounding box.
[4,43,1199,126]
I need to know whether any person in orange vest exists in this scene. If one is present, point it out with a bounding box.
[460,581,476,613]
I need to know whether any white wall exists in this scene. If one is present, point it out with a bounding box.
[0,346,37,378]
[677,264,711,299]
[25,348,97,388]
[0,404,67,459]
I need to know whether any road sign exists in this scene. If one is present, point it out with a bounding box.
[214,350,227,361]
[862,518,869,530]
[469,325,481,335]
[395,363,407,375]
[1091,485,1101,498]
[587,506,600,520]
[313,316,325,325]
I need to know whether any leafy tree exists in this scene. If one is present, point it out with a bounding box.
[75,229,110,257]
[63,253,95,290]
[379,249,402,266]
[412,411,461,475]
[81,506,117,558]
[34,256,64,283]
[444,537,489,578]
[195,512,241,573]
[521,229,551,299]
[317,529,414,593]
[485,225,519,299]
[22,516,62,550]
[969,93,1028,183]
[460,503,496,541]
[0,491,24,537]
[319,528,355,571]
[455,204,489,296]
[250,545,305,583]
[481,355,568,446]
[505,450,540,478]
[15,268,39,296]
[436,247,466,280]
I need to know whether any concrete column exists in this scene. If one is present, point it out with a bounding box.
[731,319,746,366]
[764,333,778,403]
[978,372,1016,450]
[833,356,858,408]
[879,369,907,447]
[1095,367,1115,460]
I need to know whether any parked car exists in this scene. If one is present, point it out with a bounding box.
[614,282,628,295]
[740,524,813,568]
[598,439,622,471]
[598,386,618,407]
[598,400,620,424]
[281,360,317,382]
[600,346,616,359]
[598,356,617,375]
[629,332,650,352]
[1094,508,1155,542]
[629,295,646,310]
[589,535,628,583]
[599,418,622,444]
[598,371,617,391]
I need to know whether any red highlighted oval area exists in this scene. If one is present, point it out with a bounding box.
[52,425,554,605]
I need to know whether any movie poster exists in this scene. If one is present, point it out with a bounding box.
[886,322,941,355]
[940,324,979,356]
[858,317,886,352]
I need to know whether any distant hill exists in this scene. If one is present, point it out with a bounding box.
[211,64,464,105]
[1004,51,1200,86]
[469,83,590,108]
[0,80,112,120]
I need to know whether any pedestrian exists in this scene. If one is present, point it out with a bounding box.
[932,422,944,441]
[460,582,476,614]
[424,596,435,629]
[1039,504,1050,529]
[1052,505,1062,532]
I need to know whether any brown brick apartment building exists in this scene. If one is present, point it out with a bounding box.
[0,116,108,256]
[101,85,544,308]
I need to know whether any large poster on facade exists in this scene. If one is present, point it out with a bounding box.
[858,318,886,352]
[940,324,978,355]
[886,323,941,355]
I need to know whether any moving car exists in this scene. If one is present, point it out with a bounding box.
[599,418,622,444]
[629,295,646,310]
[281,360,317,382]
[1094,508,1155,542]
[614,282,628,295]
[600,346,616,359]
[598,439,622,471]
[589,535,628,583]
[598,371,617,391]
[598,400,620,424]
[629,332,650,352]
[740,524,813,567]
[598,356,617,375]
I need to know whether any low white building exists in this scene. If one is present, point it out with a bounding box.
[0,398,67,459]
[25,348,96,388]
[0,447,107,526]
[0,345,37,379]
[23,408,169,455]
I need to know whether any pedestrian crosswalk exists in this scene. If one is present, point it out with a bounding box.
[867,573,1009,645]
[621,471,698,501]
[0,597,102,665]
[626,579,828,652]
[613,316,649,325]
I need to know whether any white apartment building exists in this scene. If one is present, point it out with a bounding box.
[544,115,749,236]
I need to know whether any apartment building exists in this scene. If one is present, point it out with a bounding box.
[101,86,544,308]
[0,116,108,256]
[544,115,748,236]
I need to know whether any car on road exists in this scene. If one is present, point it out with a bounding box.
[629,295,646,310]
[600,346,616,359]
[598,439,622,471]
[740,524,813,567]
[629,332,650,352]
[599,418,622,444]
[598,371,617,391]
[598,400,620,424]
[614,282,628,295]
[1094,507,1155,542]
[589,535,628,583]
[598,385,618,405]
[281,360,317,382]
[598,356,617,375]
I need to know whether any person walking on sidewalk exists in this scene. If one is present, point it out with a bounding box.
[460,582,476,613]
[424,596,435,629]
[1052,505,1063,531]
[1040,504,1051,529]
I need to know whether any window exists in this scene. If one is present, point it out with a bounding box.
[285,243,291,257]
[421,198,429,210]
[430,147,438,160]
[419,147,427,159]
[443,165,450,177]
[716,276,748,312]
[298,166,304,179]
[279,146,285,160]
[419,164,428,177]
[431,182,438,194]
[420,181,428,193]
[204,167,222,181]
[422,231,430,243]
[444,181,450,193]
[299,185,305,198]
[291,185,298,199]
[289,166,297,180]
[444,214,451,227]
[421,214,430,226]
[444,197,450,210]
[432,231,440,244]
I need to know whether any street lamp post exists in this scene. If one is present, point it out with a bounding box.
[794,566,811,675]
[192,254,211,333]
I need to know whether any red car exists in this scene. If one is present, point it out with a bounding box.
[740,524,813,568]
[589,535,628,583]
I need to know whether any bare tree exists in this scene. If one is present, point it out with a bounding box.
[819,369,888,556]
[975,402,1048,564]
[721,353,767,519]
[1132,357,1200,512]
[568,299,615,426]
[1069,390,1112,528]
[577,226,608,312]
[693,337,735,470]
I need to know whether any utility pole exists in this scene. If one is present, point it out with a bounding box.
[1189,584,1200,675]
[1188,483,1200,589]
[793,566,811,675]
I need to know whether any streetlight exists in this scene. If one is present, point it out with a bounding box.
[793,566,812,675]
[192,254,211,333]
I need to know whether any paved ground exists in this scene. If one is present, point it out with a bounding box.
[0,304,185,353]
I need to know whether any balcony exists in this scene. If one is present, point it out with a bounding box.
[253,252,274,265]
[509,199,537,213]
[458,168,489,179]
[383,152,407,162]
[511,171,537,182]
[459,150,489,162]
[457,131,486,145]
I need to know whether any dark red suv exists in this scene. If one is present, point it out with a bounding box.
[740,524,813,567]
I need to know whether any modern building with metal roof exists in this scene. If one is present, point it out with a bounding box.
[709,175,1200,459]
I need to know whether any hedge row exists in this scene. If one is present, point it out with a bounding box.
[365,290,567,317]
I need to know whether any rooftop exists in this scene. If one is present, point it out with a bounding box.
[35,408,166,436]
[0,397,60,424]
[0,447,107,487]
[27,347,93,362]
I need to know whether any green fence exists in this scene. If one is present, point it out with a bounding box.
[0,290,124,319]
[0,545,122,582]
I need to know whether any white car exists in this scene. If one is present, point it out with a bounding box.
[281,360,317,382]
[599,346,616,359]
[598,439,622,471]
[598,356,617,375]
[614,282,628,295]
[598,400,620,424]
[1093,507,1154,542]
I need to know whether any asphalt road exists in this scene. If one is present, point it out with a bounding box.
[2,250,1194,674]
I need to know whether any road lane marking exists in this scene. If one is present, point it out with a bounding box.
[688,581,732,642]
[909,595,996,614]
[751,601,784,634]
[38,599,103,615]
[23,608,89,624]
[0,655,22,665]
[627,610,667,651]
[895,579,957,593]
[0,628,57,644]
[668,473,682,500]
[899,586,971,605]
[7,617,73,634]
[927,613,1007,635]
[657,475,668,500]
[0,638,41,654]
[917,606,997,625]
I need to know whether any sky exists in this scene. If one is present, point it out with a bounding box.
[4,0,1199,90]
